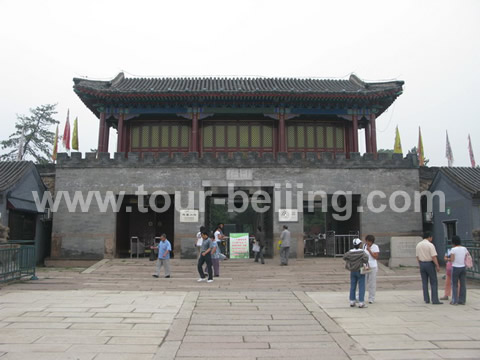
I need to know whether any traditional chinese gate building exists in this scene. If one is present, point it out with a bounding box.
[51,73,422,260]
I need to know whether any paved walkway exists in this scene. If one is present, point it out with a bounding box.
[0,259,479,359]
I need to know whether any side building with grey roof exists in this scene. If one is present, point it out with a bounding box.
[0,161,50,263]
[428,167,480,258]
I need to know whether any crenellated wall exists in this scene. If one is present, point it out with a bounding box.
[56,151,417,169]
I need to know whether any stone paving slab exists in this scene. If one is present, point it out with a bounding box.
[307,289,480,360]
[0,290,184,360]
[1,258,480,359]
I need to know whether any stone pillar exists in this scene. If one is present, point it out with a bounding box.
[98,112,106,152]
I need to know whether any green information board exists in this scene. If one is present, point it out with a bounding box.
[229,233,250,259]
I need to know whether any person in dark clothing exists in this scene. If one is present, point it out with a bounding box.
[254,226,265,264]
[197,231,214,283]
[343,238,369,308]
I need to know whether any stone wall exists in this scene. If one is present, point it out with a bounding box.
[51,152,422,259]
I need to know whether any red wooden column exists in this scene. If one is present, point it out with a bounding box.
[98,112,106,152]
[278,111,286,152]
[117,113,125,152]
[191,111,199,152]
[364,121,371,153]
[370,114,377,155]
[352,113,359,152]
[103,123,110,152]
[122,121,128,153]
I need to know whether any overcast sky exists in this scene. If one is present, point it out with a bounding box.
[1,0,479,166]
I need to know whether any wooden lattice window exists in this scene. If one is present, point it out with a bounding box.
[203,121,274,153]
[130,122,190,152]
[287,123,345,152]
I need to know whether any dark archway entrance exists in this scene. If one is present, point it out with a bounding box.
[205,187,274,258]
[116,194,175,258]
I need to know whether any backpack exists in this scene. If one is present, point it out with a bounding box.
[465,251,474,269]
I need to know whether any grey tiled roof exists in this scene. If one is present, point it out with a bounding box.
[74,73,403,98]
[440,167,480,196]
[0,161,35,192]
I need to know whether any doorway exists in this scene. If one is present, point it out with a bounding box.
[205,187,274,258]
[116,194,175,258]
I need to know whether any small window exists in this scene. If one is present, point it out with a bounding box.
[203,125,213,147]
[336,127,344,149]
[251,125,261,147]
[180,125,189,147]
[141,126,149,148]
[306,126,315,149]
[132,127,140,148]
[326,126,334,148]
[161,125,169,147]
[216,125,226,147]
[227,125,237,148]
[171,126,179,147]
[263,125,273,147]
[151,126,160,147]
[239,125,249,148]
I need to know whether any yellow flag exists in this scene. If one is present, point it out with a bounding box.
[72,117,79,150]
[52,125,59,161]
[418,127,425,166]
[393,126,402,154]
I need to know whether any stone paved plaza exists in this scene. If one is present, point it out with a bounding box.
[0,258,479,359]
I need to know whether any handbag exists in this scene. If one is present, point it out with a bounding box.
[252,243,260,253]
[465,251,474,269]
[360,264,371,275]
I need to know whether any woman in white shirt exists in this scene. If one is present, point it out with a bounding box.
[363,234,380,304]
[449,235,468,305]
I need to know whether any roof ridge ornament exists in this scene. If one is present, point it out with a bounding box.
[110,72,125,87]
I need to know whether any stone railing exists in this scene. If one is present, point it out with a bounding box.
[56,151,417,169]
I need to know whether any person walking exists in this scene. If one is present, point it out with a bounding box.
[254,226,265,264]
[363,234,379,304]
[450,235,468,305]
[344,238,369,308]
[415,231,442,304]
[280,225,291,266]
[194,226,206,259]
[197,231,214,283]
[151,233,171,278]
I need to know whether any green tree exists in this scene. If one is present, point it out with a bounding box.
[408,146,430,166]
[0,104,59,163]
[378,149,394,154]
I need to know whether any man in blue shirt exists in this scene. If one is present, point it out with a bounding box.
[152,233,171,278]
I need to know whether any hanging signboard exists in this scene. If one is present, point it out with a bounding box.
[179,209,199,223]
[229,233,250,259]
[278,209,298,222]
